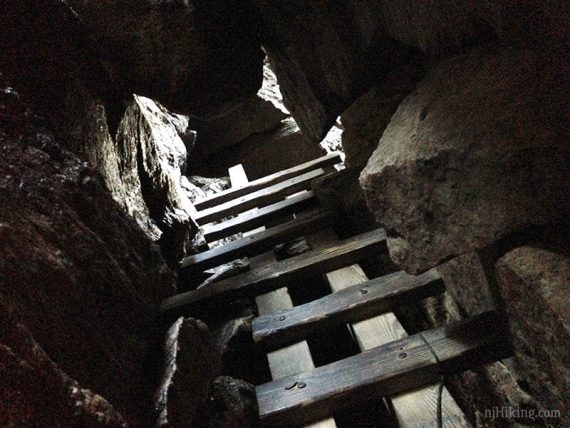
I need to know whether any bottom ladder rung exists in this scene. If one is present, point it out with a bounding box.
[256,311,511,427]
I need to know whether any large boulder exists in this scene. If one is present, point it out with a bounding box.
[194,377,258,428]
[188,61,288,160]
[67,0,264,116]
[360,48,570,273]
[341,64,423,168]
[0,307,127,427]
[379,0,568,56]
[495,243,570,424]
[196,118,326,179]
[117,95,197,265]
[154,318,221,427]
[0,78,175,425]
[255,0,408,143]
[255,1,568,144]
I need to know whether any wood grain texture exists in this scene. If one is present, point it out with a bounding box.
[194,153,341,210]
[202,191,319,242]
[325,264,471,428]
[161,229,387,316]
[252,269,445,349]
[256,312,509,427]
[182,210,336,272]
[195,168,325,225]
[254,246,338,428]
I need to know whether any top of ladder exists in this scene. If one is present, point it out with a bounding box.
[194,152,342,211]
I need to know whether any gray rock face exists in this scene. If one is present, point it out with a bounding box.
[194,376,258,428]
[0,0,125,190]
[360,48,570,273]
[255,0,399,143]
[0,308,127,427]
[1,1,198,266]
[155,318,221,428]
[379,0,568,55]
[117,95,197,265]
[188,62,288,159]
[255,0,568,144]
[312,168,377,234]
[200,118,326,179]
[341,64,423,168]
[0,80,176,425]
[436,251,499,316]
[495,244,570,425]
[67,0,264,116]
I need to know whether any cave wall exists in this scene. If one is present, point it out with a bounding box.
[188,61,327,180]
[1,0,568,426]
[0,77,176,425]
[0,2,264,425]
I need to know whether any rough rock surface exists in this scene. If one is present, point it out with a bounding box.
[2,2,198,267]
[188,62,288,159]
[212,316,268,384]
[378,0,568,56]
[341,65,423,168]
[312,168,377,235]
[194,376,258,428]
[0,307,127,427]
[188,63,323,180]
[67,0,264,116]
[496,244,570,423]
[200,118,326,179]
[117,95,197,265]
[436,251,500,316]
[0,79,175,425]
[255,1,409,142]
[256,1,568,142]
[360,48,570,273]
[0,0,125,189]
[155,317,221,427]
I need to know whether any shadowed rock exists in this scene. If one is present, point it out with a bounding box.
[194,376,258,428]
[67,0,264,116]
[360,48,570,273]
[496,243,570,425]
[155,317,221,427]
[0,78,175,425]
[0,306,127,427]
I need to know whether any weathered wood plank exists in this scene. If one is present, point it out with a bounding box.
[256,286,338,428]
[326,266,470,428]
[160,228,387,316]
[256,312,510,427]
[309,228,470,428]
[182,210,336,272]
[194,152,342,210]
[202,190,319,242]
[252,269,445,349]
[194,168,325,225]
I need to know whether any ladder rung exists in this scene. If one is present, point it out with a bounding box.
[202,191,318,243]
[181,210,336,272]
[160,228,387,316]
[194,152,342,210]
[252,269,445,349]
[194,168,325,225]
[256,312,511,427]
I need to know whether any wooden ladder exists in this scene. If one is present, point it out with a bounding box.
[161,153,511,427]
